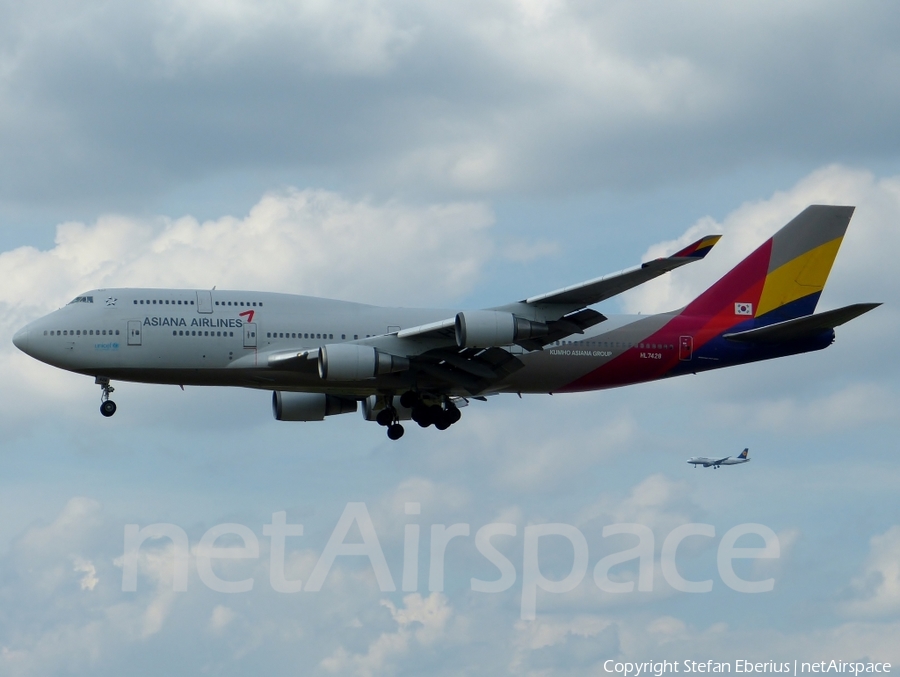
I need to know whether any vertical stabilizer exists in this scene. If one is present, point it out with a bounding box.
[684,205,854,326]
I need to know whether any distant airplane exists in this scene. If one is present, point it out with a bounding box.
[688,448,751,469]
[13,205,879,440]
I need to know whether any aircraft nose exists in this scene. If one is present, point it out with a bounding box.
[12,326,29,353]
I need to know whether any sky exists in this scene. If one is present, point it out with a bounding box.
[1,1,899,675]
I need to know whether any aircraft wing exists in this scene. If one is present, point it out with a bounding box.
[264,233,721,395]
[494,234,721,321]
[391,233,720,349]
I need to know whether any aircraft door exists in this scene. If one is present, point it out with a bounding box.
[196,291,213,314]
[127,321,142,346]
[679,335,693,361]
[243,323,257,348]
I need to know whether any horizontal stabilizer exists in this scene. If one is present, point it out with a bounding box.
[723,303,881,344]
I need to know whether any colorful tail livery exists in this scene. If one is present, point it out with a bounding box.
[561,205,879,391]
[685,205,853,325]
[676,205,880,365]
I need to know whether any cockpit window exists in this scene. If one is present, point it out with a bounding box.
[67,296,94,305]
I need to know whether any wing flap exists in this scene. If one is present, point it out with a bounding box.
[723,303,881,344]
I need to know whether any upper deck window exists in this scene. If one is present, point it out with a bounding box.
[66,296,94,305]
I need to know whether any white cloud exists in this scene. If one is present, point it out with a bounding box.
[622,165,899,315]
[4,0,900,205]
[842,525,900,618]
[0,188,493,311]
[710,382,899,435]
[150,0,419,77]
[579,473,700,537]
[420,395,640,493]
[209,604,237,632]
[319,593,453,676]
[73,557,99,591]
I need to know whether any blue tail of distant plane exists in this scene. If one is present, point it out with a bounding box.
[738,448,749,459]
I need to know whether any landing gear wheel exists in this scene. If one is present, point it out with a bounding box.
[412,405,431,427]
[434,412,451,430]
[376,408,395,427]
[428,405,443,424]
[446,405,461,425]
[399,391,420,409]
[100,400,117,417]
[387,423,405,440]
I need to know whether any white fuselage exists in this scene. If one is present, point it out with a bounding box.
[14,288,667,397]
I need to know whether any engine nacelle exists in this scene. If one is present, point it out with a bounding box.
[272,391,358,421]
[454,310,548,348]
[361,395,413,422]
[318,344,410,381]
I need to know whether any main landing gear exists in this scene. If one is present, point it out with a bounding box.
[373,393,463,440]
[402,392,462,432]
[96,377,117,417]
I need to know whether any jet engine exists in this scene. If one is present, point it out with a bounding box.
[454,310,548,348]
[272,391,358,421]
[318,344,410,381]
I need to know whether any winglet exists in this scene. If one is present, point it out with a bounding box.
[671,234,722,259]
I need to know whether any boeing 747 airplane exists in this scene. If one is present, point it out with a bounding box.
[13,205,879,439]
[688,448,750,468]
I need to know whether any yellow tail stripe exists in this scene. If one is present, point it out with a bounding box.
[756,236,844,317]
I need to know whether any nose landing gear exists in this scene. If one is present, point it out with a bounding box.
[96,377,117,417]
